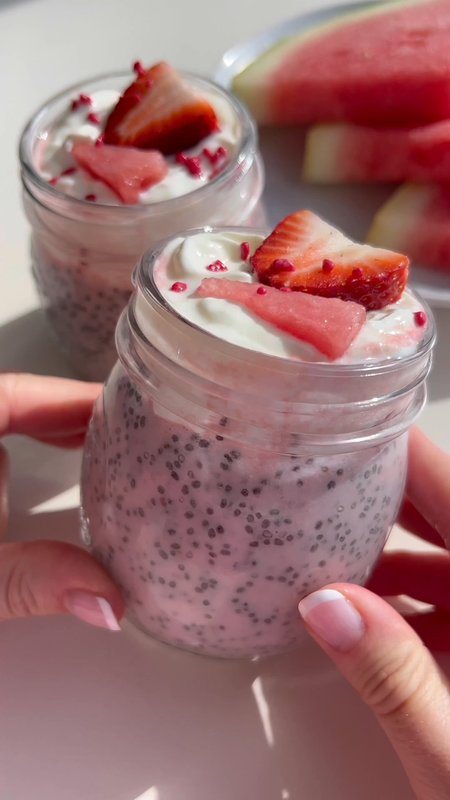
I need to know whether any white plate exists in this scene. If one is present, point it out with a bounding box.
[215,1,450,309]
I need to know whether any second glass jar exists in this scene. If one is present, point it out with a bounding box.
[19,72,265,380]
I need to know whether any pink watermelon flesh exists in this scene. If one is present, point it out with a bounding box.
[197,278,366,360]
[72,142,168,204]
[304,120,450,182]
[237,0,450,126]
[368,184,450,273]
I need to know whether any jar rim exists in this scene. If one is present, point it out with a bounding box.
[115,226,435,454]
[134,225,437,380]
[117,304,430,454]
[18,70,258,215]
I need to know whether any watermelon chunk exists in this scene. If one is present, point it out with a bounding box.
[197,278,366,360]
[72,142,168,204]
[233,0,450,126]
[367,183,450,273]
[303,121,450,183]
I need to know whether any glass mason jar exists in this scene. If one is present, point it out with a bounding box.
[19,72,265,381]
[80,228,436,659]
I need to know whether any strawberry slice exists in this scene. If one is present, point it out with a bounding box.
[72,142,167,204]
[103,61,219,155]
[251,210,409,311]
[197,278,366,360]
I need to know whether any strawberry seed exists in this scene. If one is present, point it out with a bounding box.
[184,156,203,178]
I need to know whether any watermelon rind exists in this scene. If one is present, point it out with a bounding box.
[367,184,433,251]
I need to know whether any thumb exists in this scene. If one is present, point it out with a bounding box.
[0,540,123,631]
[0,444,8,540]
[299,584,450,800]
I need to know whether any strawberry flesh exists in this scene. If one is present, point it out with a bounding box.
[197,278,366,360]
[103,61,219,155]
[251,210,409,311]
[72,142,168,204]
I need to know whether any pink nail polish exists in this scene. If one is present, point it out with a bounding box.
[299,589,365,652]
[63,590,121,631]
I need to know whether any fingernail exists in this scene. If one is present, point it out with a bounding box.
[299,589,365,652]
[63,590,121,631]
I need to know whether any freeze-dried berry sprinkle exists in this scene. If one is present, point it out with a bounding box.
[241,241,250,261]
[206,260,228,272]
[203,145,228,166]
[270,258,295,273]
[177,154,203,178]
[133,60,146,76]
[414,310,427,327]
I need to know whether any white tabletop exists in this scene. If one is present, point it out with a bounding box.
[1,1,450,798]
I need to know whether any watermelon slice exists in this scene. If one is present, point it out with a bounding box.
[303,120,450,183]
[367,183,450,273]
[232,0,450,126]
[197,278,366,360]
[72,142,168,204]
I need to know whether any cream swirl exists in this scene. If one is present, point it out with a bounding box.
[153,230,427,363]
[39,87,240,204]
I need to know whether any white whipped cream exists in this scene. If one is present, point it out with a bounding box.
[153,230,427,364]
[39,87,240,204]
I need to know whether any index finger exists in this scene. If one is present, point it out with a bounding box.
[406,426,450,547]
[0,373,101,445]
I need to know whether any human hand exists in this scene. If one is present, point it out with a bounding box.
[0,373,123,631]
[298,427,450,800]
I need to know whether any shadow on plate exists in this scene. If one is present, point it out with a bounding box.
[426,307,450,402]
